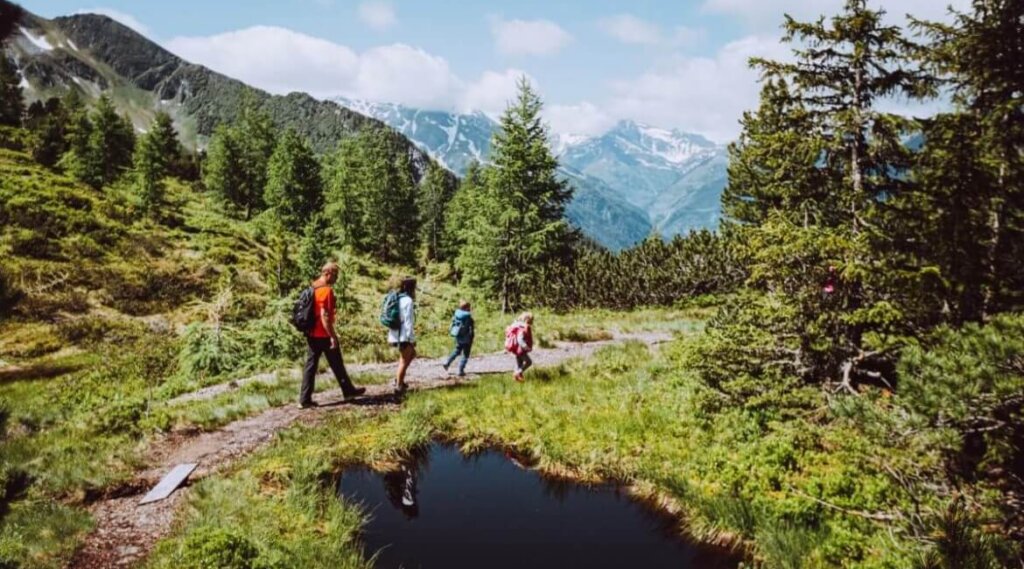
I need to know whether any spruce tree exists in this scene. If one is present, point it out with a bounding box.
[913,0,1024,317]
[419,161,456,261]
[722,79,835,227]
[264,129,322,234]
[455,78,573,311]
[754,0,933,228]
[236,92,276,219]
[86,95,135,189]
[204,124,246,211]
[58,90,93,183]
[132,130,167,215]
[323,127,419,264]
[442,160,484,260]
[324,136,369,250]
[298,213,334,281]
[731,0,933,389]
[0,54,23,127]
[149,111,181,173]
[26,97,67,167]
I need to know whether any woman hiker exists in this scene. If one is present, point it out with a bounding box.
[388,276,417,393]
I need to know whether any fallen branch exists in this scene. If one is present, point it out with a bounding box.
[788,486,901,522]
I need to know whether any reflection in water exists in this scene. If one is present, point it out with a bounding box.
[382,463,419,519]
[338,443,740,569]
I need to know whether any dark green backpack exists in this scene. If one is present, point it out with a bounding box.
[379,291,402,330]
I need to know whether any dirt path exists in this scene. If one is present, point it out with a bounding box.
[69,332,670,568]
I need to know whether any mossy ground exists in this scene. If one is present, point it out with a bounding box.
[146,332,951,569]
[0,148,697,567]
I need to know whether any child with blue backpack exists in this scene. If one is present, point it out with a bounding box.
[442,300,475,377]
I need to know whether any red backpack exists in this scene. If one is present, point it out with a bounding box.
[504,323,523,355]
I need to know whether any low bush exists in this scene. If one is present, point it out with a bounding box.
[177,527,262,569]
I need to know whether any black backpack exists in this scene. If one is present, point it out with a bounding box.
[291,287,318,333]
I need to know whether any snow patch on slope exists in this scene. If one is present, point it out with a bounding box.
[19,27,54,51]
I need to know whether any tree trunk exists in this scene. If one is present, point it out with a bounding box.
[850,64,865,236]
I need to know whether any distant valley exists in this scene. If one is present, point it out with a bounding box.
[335,97,729,248]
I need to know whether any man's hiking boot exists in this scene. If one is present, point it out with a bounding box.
[297,400,319,410]
[343,386,366,398]
[393,381,408,395]
[442,362,450,372]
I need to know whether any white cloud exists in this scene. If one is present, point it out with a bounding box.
[603,34,791,143]
[701,0,970,28]
[490,18,572,56]
[166,26,360,98]
[358,1,397,31]
[598,14,662,46]
[459,69,534,117]
[672,26,709,48]
[598,14,708,49]
[165,26,532,113]
[74,7,152,37]
[545,101,615,137]
[354,44,457,108]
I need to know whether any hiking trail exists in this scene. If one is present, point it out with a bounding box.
[69,331,670,568]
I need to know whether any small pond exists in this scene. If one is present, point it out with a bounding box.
[337,442,740,569]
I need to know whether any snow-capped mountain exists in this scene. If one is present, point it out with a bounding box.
[561,120,727,231]
[332,97,494,175]
[332,98,729,248]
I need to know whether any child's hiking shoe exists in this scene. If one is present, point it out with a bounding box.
[513,372,524,382]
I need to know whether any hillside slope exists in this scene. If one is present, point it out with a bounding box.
[6,12,436,178]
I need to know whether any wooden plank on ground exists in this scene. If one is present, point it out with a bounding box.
[139,463,198,505]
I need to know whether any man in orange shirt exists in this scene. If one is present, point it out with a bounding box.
[300,262,365,408]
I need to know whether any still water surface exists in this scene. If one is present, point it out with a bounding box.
[337,442,739,569]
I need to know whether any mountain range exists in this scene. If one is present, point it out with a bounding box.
[5,12,437,176]
[5,10,728,251]
[333,98,729,247]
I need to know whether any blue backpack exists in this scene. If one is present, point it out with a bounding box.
[379,291,402,330]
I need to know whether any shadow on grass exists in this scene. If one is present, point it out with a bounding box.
[0,360,86,384]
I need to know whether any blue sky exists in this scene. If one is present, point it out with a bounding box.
[24,0,966,142]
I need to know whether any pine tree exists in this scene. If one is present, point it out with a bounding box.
[26,97,67,167]
[739,0,935,389]
[890,114,994,325]
[913,0,1024,317]
[419,160,456,261]
[323,127,419,264]
[86,95,135,189]
[298,213,334,281]
[132,130,168,215]
[754,0,933,228]
[324,136,369,250]
[455,78,573,311]
[0,54,23,127]
[236,92,276,219]
[149,111,181,170]
[722,79,835,227]
[57,90,93,183]
[264,129,322,234]
[442,160,484,260]
[204,124,246,210]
